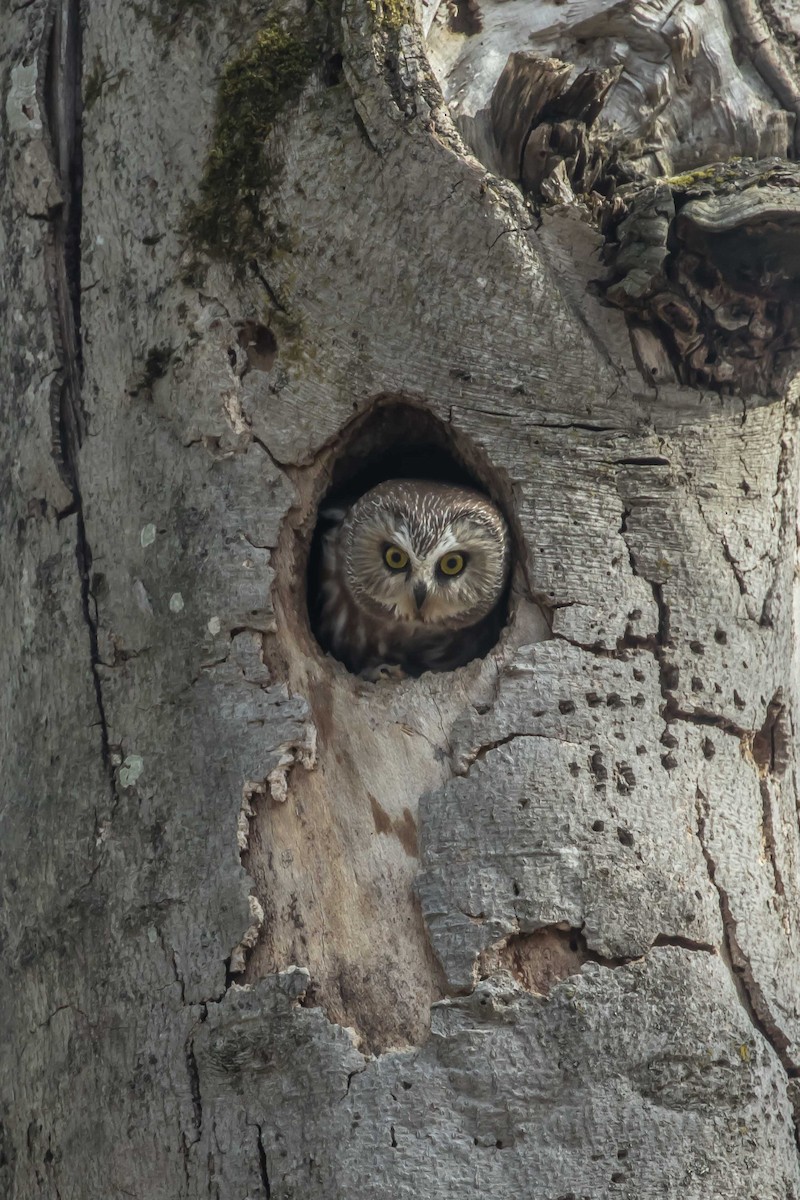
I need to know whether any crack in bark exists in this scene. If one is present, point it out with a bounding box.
[251,432,292,472]
[482,925,716,997]
[250,260,288,314]
[533,420,622,432]
[344,1065,368,1097]
[620,521,789,749]
[694,788,797,1077]
[759,777,788,905]
[718,531,749,597]
[695,495,752,606]
[180,1132,193,1190]
[650,581,671,656]
[184,1007,207,1147]
[619,529,728,737]
[759,418,794,629]
[42,1,84,489]
[550,619,613,657]
[663,700,747,739]
[618,503,797,1080]
[38,1002,93,1027]
[455,730,582,777]
[255,1125,271,1196]
[455,732,523,775]
[487,220,537,251]
[651,933,716,954]
[614,456,671,467]
[41,1,116,807]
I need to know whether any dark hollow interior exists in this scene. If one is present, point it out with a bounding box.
[306,401,514,674]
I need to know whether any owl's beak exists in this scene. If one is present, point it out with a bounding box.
[413,581,428,612]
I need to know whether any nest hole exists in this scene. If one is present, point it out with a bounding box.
[306,400,519,678]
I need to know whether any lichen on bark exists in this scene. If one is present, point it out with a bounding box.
[367,0,411,29]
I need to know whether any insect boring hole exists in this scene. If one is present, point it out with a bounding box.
[305,401,516,680]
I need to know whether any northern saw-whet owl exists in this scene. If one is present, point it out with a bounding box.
[316,480,510,677]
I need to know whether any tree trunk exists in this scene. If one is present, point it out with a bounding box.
[3,0,800,1196]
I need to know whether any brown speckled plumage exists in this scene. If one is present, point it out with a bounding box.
[316,480,510,677]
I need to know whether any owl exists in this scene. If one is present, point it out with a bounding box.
[315,479,510,677]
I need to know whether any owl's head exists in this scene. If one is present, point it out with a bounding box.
[341,480,510,626]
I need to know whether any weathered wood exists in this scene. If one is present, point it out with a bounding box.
[489,53,571,179]
[604,161,800,395]
[427,0,797,175]
[2,0,800,1196]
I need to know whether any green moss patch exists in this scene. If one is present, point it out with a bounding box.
[183,16,320,264]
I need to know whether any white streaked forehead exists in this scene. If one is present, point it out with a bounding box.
[382,523,460,563]
[430,529,460,556]
[347,481,507,559]
[385,519,414,554]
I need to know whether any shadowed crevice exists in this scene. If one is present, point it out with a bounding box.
[42,1,116,803]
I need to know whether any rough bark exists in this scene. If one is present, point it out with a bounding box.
[2,0,800,1197]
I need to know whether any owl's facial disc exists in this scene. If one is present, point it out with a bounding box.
[374,535,470,621]
[342,481,510,628]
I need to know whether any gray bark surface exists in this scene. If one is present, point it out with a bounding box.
[2,0,800,1196]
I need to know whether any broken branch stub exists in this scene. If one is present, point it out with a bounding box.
[489,54,571,180]
[604,159,800,395]
[488,53,621,199]
[428,2,800,395]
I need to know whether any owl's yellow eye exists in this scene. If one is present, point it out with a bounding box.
[438,552,466,576]
[384,545,409,571]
